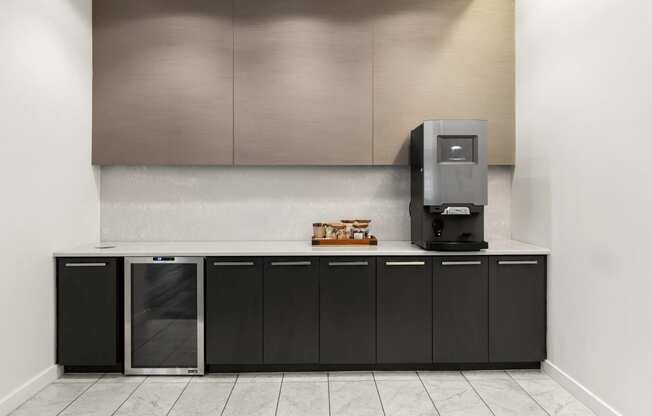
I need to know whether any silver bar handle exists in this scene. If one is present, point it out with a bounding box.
[385,261,425,266]
[328,261,369,267]
[498,260,539,265]
[441,261,482,266]
[270,261,312,267]
[65,262,107,267]
[213,261,255,267]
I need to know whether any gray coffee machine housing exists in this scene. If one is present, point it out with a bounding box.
[410,120,489,251]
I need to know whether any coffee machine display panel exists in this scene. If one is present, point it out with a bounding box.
[437,135,477,164]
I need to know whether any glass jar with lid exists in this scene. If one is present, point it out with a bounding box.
[352,221,370,240]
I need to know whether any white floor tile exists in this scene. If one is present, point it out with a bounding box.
[373,371,419,381]
[237,372,284,383]
[329,380,383,416]
[420,373,491,416]
[462,370,512,381]
[113,382,187,416]
[328,371,374,382]
[277,382,329,416]
[10,383,92,416]
[191,373,238,383]
[59,383,138,416]
[168,382,234,416]
[514,378,595,416]
[98,374,146,384]
[469,378,547,416]
[144,376,191,383]
[418,371,465,382]
[222,380,281,416]
[283,372,328,383]
[376,379,438,416]
[507,370,551,381]
[55,374,103,383]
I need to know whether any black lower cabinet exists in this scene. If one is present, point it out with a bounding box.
[490,256,546,363]
[319,257,375,364]
[377,257,432,364]
[434,257,489,363]
[263,257,318,364]
[57,258,121,366]
[206,257,263,365]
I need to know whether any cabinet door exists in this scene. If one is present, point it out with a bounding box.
[320,257,375,364]
[57,258,120,366]
[434,257,489,363]
[490,256,546,362]
[234,0,373,165]
[206,257,263,365]
[377,257,432,363]
[373,0,515,164]
[93,0,234,165]
[263,257,318,364]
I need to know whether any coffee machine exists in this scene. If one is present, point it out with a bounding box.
[409,120,488,251]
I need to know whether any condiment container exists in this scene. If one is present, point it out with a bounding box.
[324,223,337,239]
[352,221,370,239]
[325,223,346,239]
[341,219,355,239]
[313,223,326,239]
[333,223,347,240]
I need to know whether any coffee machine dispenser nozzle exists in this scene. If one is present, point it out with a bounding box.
[441,206,471,216]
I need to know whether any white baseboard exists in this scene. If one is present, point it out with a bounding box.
[0,365,61,416]
[542,360,622,416]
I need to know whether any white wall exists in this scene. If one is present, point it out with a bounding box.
[514,1,652,415]
[0,0,98,413]
[100,166,512,242]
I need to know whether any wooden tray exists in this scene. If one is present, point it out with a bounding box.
[311,236,378,246]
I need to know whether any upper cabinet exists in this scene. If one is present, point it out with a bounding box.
[93,0,234,165]
[233,0,373,165]
[91,0,514,165]
[373,0,515,165]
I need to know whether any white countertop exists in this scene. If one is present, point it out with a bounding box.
[54,240,550,257]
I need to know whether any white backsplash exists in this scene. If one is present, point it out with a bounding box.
[100,166,512,241]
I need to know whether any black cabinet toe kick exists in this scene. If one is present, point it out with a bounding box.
[207,362,541,374]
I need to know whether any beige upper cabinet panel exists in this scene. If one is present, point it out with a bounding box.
[373,0,515,165]
[93,0,234,165]
[234,0,373,165]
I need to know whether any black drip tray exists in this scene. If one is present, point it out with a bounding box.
[421,241,488,252]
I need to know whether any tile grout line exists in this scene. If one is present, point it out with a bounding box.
[111,377,147,416]
[326,372,331,416]
[8,373,62,414]
[164,377,192,416]
[109,376,149,416]
[55,374,103,416]
[273,373,284,416]
[218,374,239,416]
[371,372,387,416]
[460,371,498,416]
[506,371,553,416]
[416,372,442,416]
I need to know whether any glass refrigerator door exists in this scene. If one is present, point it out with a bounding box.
[126,258,203,373]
